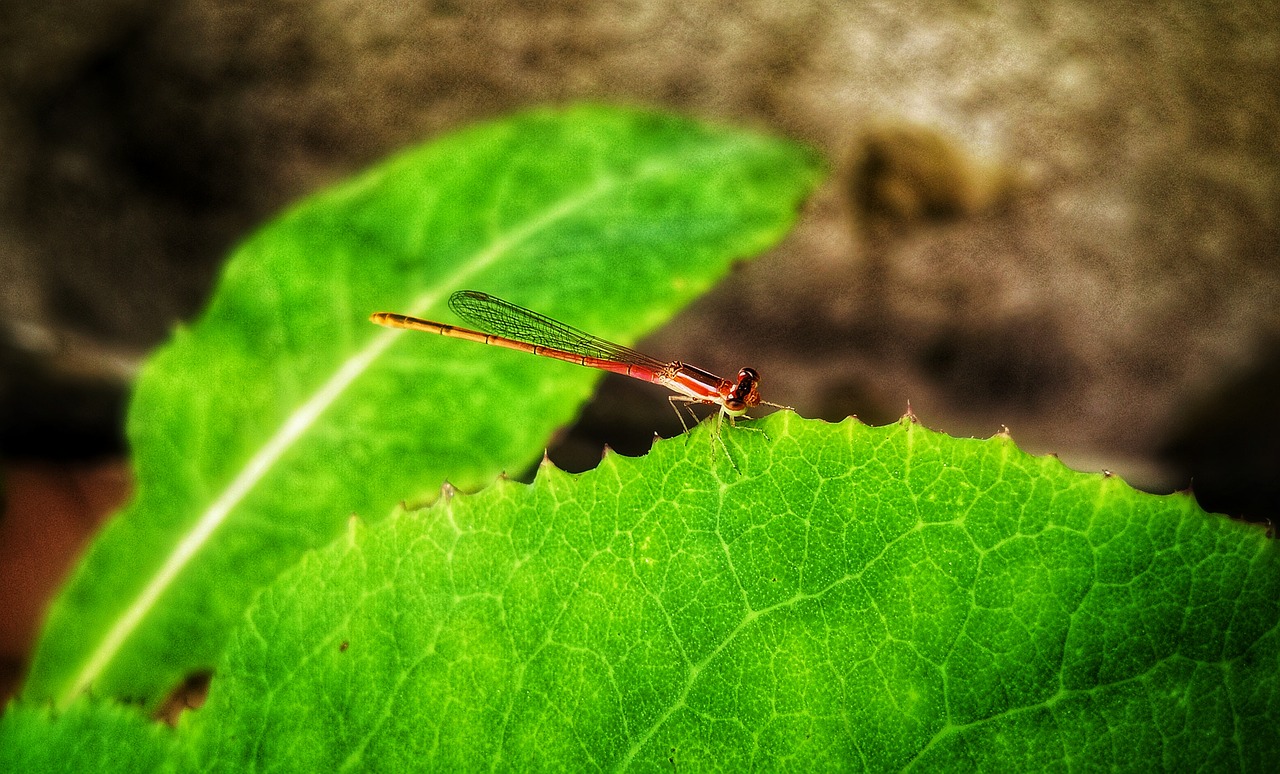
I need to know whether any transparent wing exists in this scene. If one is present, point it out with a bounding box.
[448,291,670,370]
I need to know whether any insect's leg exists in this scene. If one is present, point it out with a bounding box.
[712,410,741,473]
[667,395,692,434]
[668,396,709,435]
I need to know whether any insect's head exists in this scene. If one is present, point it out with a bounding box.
[723,367,761,416]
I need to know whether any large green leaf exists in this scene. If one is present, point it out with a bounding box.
[187,415,1280,771]
[24,105,822,708]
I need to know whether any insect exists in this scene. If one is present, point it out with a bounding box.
[371,290,788,468]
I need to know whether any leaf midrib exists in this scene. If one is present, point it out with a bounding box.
[60,135,766,706]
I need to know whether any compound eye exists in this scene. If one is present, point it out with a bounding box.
[738,367,759,381]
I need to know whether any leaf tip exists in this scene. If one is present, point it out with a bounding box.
[994,424,1013,440]
[440,480,457,499]
[902,400,920,424]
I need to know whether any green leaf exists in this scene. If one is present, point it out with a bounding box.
[188,416,1280,771]
[24,105,823,709]
[0,699,177,773]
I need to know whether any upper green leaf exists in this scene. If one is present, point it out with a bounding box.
[189,415,1280,772]
[24,105,823,708]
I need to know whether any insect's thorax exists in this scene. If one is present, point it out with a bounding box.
[661,363,762,416]
[661,363,731,403]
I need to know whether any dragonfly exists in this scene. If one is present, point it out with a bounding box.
[370,290,789,468]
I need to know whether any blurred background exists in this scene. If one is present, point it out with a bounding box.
[2,1,1277,699]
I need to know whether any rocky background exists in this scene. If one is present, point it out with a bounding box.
[2,0,1278,698]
